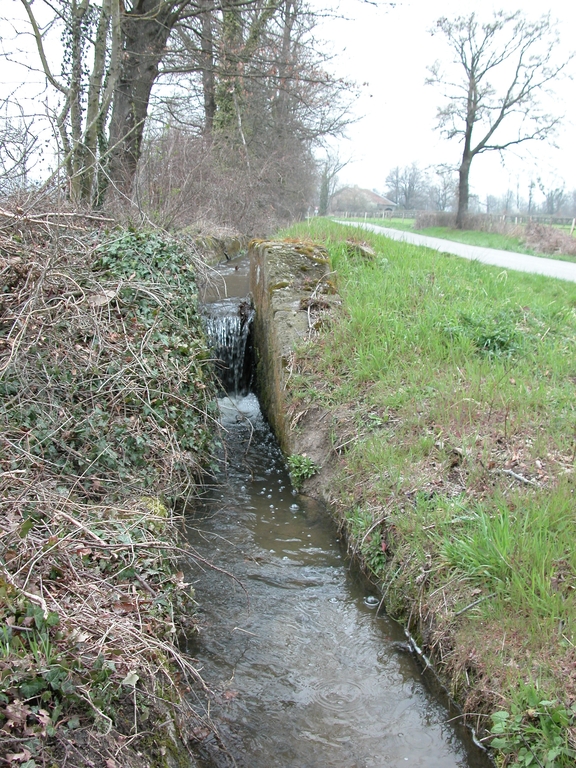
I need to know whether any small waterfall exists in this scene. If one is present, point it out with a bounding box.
[203,298,255,396]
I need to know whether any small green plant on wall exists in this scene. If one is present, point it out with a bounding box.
[287,454,319,489]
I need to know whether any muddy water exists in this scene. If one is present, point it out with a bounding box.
[186,255,491,767]
[185,396,491,768]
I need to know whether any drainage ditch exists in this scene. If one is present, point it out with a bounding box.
[184,255,492,767]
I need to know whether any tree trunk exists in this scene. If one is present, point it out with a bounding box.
[318,164,329,216]
[273,0,296,127]
[106,1,181,199]
[214,1,243,136]
[200,3,216,136]
[456,153,472,229]
[82,0,114,202]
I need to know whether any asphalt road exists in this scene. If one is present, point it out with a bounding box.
[335,220,576,284]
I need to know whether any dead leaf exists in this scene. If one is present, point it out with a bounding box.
[70,629,91,644]
[87,289,117,307]
[113,601,137,613]
[75,547,92,556]
[222,689,238,701]
[35,708,51,736]
[3,700,31,729]
[120,671,139,687]
[190,725,212,741]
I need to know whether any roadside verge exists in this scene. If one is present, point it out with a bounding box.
[251,222,576,767]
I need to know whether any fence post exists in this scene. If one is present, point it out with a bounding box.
[571,218,575,236]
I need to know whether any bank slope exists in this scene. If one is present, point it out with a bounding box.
[275,219,576,767]
[0,221,218,767]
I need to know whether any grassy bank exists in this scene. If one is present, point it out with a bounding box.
[281,219,576,766]
[345,217,576,263]
[0,220,218,766]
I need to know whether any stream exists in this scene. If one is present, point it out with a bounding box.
[183,257,493,768]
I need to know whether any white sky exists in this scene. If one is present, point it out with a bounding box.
[1,0,574,206]
[317,0,576,205]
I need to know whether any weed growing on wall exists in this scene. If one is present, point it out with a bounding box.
[287,453,319,489]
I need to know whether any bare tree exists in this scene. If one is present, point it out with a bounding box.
[140,0,354,229]
[427,164,456,211]
[318,152,348,215]
[385,163,427,209]
[485,194,499,215]
[14,1,269,202]
[427,11,570,228]
[537,179,565,215]
[19,0,122,203]
[9,0,352,224]
[0,103,38,196]
[568,190,576,218]
[384,166,401,206]
[162,0,353,142]
[106,1,197,198]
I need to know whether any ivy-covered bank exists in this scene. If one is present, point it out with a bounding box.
[0,221,218,767]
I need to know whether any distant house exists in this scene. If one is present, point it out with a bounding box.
[329,186,397,214]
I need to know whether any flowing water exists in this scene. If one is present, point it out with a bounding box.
[185,257,492,768]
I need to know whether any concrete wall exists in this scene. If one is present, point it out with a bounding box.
[249,239,347,506]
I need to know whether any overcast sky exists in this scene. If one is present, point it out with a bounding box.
[317,0,576,205]
[2,0,574,207]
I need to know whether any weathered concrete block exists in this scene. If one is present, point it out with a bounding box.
[249,240,330,452]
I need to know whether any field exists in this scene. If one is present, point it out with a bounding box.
[281,218,576,766]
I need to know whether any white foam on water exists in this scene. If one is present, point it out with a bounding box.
[218,393,262,426]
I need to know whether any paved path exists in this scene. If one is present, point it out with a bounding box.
[335,220,576,284]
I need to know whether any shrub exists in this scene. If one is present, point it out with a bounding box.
[523,222,576,256]
[287,453,319,488]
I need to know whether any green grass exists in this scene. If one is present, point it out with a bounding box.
[349,216,417,232]
[439,486,576,631]
[343,216,576,263]
[279,218,576,766]
[414,226,532,253]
